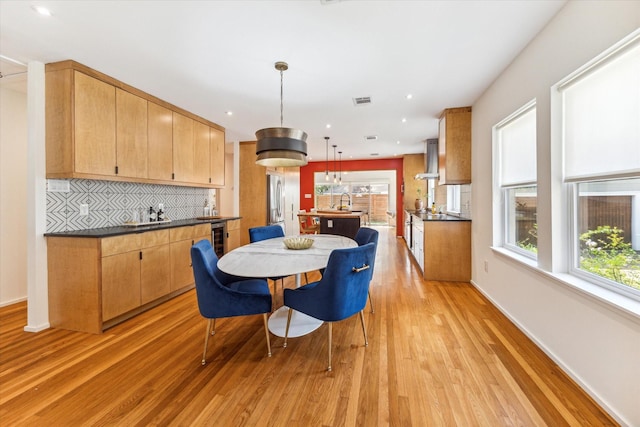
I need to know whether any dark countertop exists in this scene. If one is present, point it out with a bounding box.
[410,212,471,222]
[44,216,241,238]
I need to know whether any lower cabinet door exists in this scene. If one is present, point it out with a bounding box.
[141,245,171,304]
[170,239,196,291]
[102,251,141,321]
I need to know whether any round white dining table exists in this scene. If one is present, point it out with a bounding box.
[218,234,356,337]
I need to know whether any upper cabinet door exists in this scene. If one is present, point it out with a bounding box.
[193,121,211,185]
[172,112,194,183]
[116,89,148,179]
[438,106,472,185]
[209,127,225,187]
[74,71,116,176]
[147,102,174,181]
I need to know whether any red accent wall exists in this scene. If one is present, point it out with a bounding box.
[300,158,404,236]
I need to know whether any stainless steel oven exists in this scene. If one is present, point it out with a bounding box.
[211,222,226,258]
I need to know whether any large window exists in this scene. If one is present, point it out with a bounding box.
[557,31,640,297]
[494,101,537,257]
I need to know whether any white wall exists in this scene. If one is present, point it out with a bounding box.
[0,87,28,305]
[471,1,640,425]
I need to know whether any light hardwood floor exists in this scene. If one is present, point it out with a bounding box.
[0,227,617,426]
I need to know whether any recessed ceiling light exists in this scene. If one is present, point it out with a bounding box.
[406,94,413,100]
[32,5,52,16]
[326,124,331,129]
[225,111,233,116]
[401,118,407,123]
[396,140,400,144]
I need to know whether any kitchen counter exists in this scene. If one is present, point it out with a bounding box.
[44,216,241,238]
[411,212,471,221]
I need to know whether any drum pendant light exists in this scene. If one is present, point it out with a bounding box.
[255,61,308,167]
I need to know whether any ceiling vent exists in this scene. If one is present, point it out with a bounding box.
[370,153,379,156]
[364,135,378,141]
[353,96,372,106]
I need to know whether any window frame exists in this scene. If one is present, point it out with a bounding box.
[554,29,640,300]
[492,100,538,259]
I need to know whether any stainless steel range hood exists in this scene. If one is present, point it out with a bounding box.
[415,138,439,180]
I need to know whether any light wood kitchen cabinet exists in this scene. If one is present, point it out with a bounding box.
[239,141,268,246]
[102,249,141,321]
[193,121,211,184]
[403,153,426,210]
[210,127,225,186]
[46,69,117,178]
[45,60,226,188]
[101,230,170,321]
[47,225,205,334]
[147,102,174,181]
[116,88,148,179]
[170,224,211,291]
[438,106,472,185]
[172,114,217,186]
[226,219,241,252]
[172,112,195,183]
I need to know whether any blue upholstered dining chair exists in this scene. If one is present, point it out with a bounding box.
[354,227,379,313]
[283,243,376,371]
[248,225,307,302]
[318,227,379,313]
[191,240,272,365]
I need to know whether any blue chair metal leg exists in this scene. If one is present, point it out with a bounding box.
[262,313,272,357]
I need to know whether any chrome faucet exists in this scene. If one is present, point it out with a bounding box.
[339,192,351,210]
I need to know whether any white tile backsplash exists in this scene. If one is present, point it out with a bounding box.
[46,179,212,232]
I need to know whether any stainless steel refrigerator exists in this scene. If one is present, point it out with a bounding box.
[267,173,285,231]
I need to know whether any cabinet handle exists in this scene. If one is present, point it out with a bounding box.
[172,173,175,180]
[139,251,142,260]
[115,165,119,175]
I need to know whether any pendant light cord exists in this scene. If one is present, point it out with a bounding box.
[280,69,284,127]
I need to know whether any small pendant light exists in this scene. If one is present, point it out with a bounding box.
[324,137,330,181]
[332,144,337,183]
[338,150,342,184]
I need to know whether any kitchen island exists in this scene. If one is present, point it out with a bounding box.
[298,210,367,239]
[405,211,471,282]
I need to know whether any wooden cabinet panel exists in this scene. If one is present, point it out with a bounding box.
[226,219,240,252]
[239,141,267,246]
[102,233,142,257]
[403,153,426,210]
[74,71,116,176]
[102,251,141,321]
[172,112,194,183]
[147,102,174,181]
[210,127,225,186]
[46,68,74,176]
[438,107,472,185]
[193,121,211,184]
[116,89,148,178]
[47,237,102,334]
[141,229,169,248]
[423,221,471,282]
[170,239,196,291]
[141,244,171,304]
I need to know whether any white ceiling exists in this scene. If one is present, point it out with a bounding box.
[0,0,566,162]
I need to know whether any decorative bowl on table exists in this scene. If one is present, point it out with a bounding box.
[283,237,314,250]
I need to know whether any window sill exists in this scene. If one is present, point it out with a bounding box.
[491,246,640,322]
